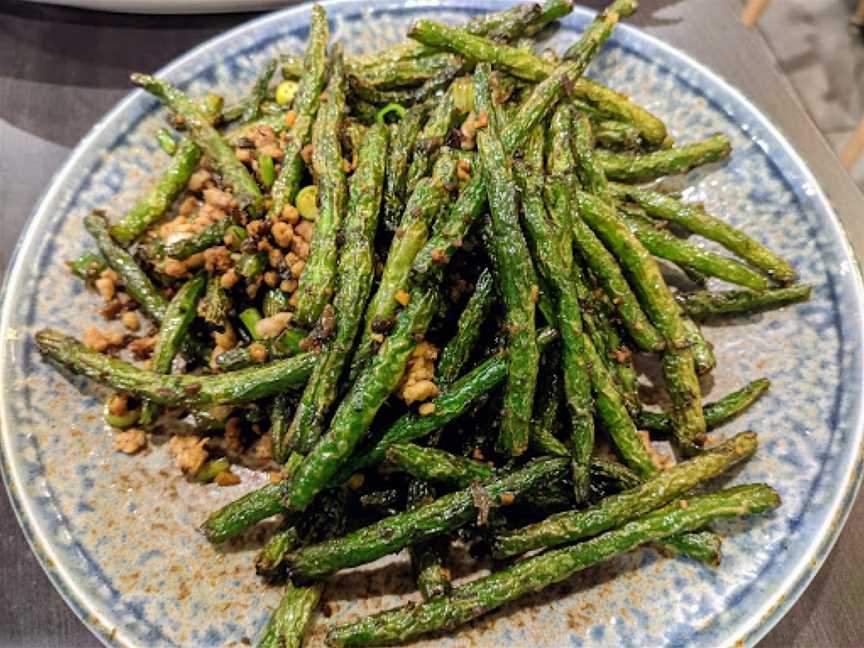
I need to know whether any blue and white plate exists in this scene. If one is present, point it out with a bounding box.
[2,2,863,646]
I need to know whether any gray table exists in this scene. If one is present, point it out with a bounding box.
[2,0,863,646]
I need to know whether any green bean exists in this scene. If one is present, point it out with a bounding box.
[496,431,757,556]
[593,119,643,150]
[475,64,538,457]
[383,104,429,231]
[35,329,315,409]
[350,152,457,378]
[411,174,486,275]
[288,124,388,453]
[386,442,494,488]
[572,113,612,201]
[268,5,329,219]
[596,134,732,182]
[242,58,278,124]
[270,393,294,465]
[610,184,796,284]
[287,458,569,582]
[199,274,230,327]
[437,268,494,386]
[294,47,348,327]
[327,483,780,647]
[518,169,594,496]
[239,307,263,339]
[406,480,452,601]
[405,89,457,194]
[569,265,658,478]
[352,53,463,89]
[140,273,206,425]
[200,324,548,542]
[255,526,301,581]
[676,285,812,321]
[84,211,168,321]
[155,128,178,155]
[618,208,771,290]
[637,378,771,435]
[262,288,290,318]
[683,315,716,376]
[256,583,322,648]
[109,139,201,245]
[575,191,707,453]
[284,286,438,512]
[569,218,664,352]
[130,74,263,214]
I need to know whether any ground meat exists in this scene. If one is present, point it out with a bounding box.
[107,393,130,417]
[259,143,283,160]
[249,342,269,363]
[281,204,300,224]
[271,221,294,248]
[456,158,472,182]
[294,219,315,243]
[168,435,209,474]
[394,290,411,306]
[128,334,158,359]
[220,268,239,289]
[213,323,237,351]
[83,326,124,352]
[163,258,188,278]
[114,428,147,454]
[290,237,310,260]
[121,311,140,332]
[252,435,272,462]
[159,215,194,240]
[460,112,478,150]
[198,203,227,224]
[185,253,205,270]
[399,342,439,405]
[215,471,241,486]
[187,169,212,193]
[203,187,235,210]
[290,259,305,279]
[223,417,244,453]
[179,196,199,216]
[203,246,232,273]
[418,402,436,416]
[255,312,293,339]
[94,269,118,301]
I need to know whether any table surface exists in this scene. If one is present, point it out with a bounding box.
[2,0,864,646]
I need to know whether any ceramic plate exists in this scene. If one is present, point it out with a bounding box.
[2,2,863,647]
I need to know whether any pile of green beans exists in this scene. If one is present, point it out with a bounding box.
[37,2,812,646]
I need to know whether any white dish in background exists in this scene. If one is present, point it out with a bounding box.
[24,0,291,14]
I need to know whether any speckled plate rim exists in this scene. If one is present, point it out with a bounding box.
[2,2,864,647]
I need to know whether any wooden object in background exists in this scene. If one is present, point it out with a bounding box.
[840,117,864,170]
[741,0,774,26]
